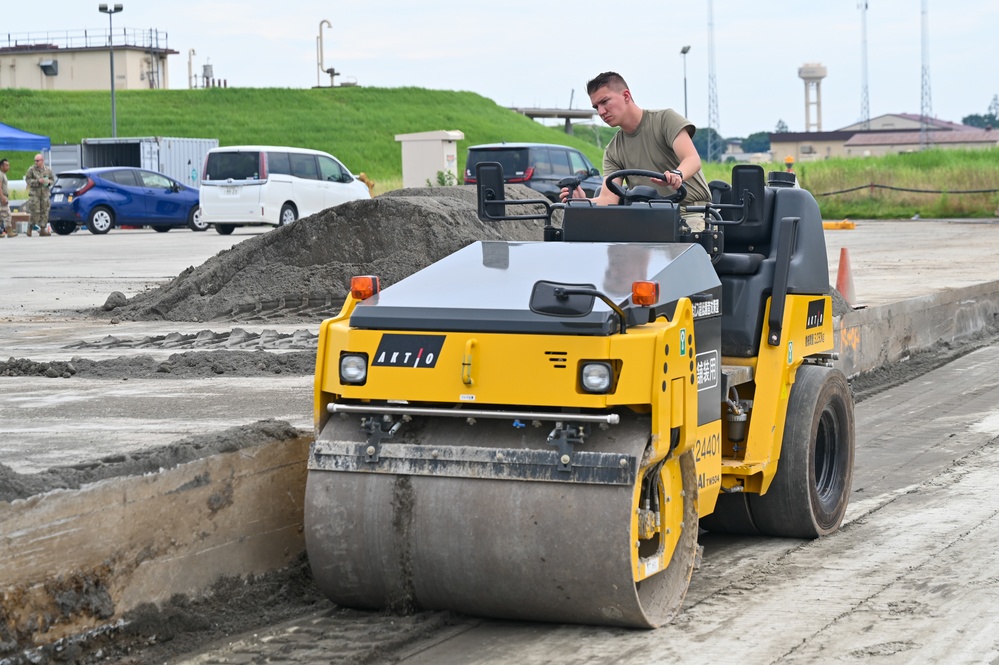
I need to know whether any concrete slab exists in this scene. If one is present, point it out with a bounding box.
[823,218,999,307]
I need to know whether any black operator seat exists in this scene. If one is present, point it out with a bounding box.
[714,166,829,357]
[710,165,771,276]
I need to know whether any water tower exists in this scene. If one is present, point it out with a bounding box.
[798,63,827,132]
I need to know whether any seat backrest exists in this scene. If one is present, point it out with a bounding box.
[720,165,773,255]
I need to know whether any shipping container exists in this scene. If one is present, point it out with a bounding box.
[79,137,219,188]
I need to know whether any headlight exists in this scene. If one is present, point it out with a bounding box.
[580,362,613,393]
[339,353,368,385]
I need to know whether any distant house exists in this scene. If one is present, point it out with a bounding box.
[721,138,772,164]
[769,113,998,163]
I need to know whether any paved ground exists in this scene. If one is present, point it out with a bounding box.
[177,343,999,665]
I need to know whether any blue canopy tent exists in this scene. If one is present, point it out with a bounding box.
[0,121,51,153]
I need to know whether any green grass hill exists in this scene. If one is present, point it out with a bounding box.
[1,87,613,192]
[3,87,998,218]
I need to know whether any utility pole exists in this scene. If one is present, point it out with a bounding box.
[98,3,124,138]
[680,45,691,119]
[706,0,720,163]
[919,0,933,149]
[859,1,870,129]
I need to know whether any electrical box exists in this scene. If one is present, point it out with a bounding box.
[394,130,464,188]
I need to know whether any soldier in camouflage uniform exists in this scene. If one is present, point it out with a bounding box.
[0,158,11,237]
[24,153,55,237]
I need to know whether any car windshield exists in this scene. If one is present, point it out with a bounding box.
[204,152,260,181]
[466,148,530,179]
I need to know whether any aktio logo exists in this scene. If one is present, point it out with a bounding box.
[806,299,825,329]
[372,334,445,368]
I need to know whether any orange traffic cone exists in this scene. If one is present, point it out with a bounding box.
[836,247,856,306]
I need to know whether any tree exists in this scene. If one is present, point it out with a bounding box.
[774,119,789,133]
[693,127,726,162]
[962,95,999,128]
[741,131,771,153]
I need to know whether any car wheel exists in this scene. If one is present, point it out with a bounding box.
[51,221,76,236]
[215,224,235,235]
[278,203,297,226]
[187,206,208,232]
[153,226,171,233]
[87,206,114,235]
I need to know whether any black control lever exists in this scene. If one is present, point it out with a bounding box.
[557,176,582,201]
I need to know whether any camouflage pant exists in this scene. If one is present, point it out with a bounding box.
[28,195,50,226]
[0,204,10,232]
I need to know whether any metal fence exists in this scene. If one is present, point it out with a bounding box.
[0,27,169,51]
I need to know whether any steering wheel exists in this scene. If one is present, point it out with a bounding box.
[605,169,687,205]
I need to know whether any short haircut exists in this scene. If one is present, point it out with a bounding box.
[586,72,629,95]
[0,158,8,167]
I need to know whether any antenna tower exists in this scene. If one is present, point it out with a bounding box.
[859,2,870,129]
[706,0,720,162]
[920,0,933,149]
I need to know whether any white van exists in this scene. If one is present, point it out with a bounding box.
[199,145,371,234]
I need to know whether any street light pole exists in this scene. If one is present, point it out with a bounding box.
[680,45,691,118]
[99,3,124,137]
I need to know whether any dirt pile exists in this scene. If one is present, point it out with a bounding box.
[100,186,546,323]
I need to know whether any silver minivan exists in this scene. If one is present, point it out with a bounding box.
[200,145,371,234]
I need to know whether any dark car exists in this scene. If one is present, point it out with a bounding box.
[48,167,205,235]
[463,143,603,202]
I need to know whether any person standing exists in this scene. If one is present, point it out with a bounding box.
[561,71,711,228]
[24,153,55,237]
[0,158,11,238]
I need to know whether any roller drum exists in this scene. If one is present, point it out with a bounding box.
[305,414,698,628]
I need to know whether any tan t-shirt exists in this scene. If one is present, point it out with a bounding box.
[603,108,711,206]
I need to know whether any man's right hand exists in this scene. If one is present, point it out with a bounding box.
[559,186,584,202]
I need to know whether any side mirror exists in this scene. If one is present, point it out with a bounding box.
[590,167,600,177]
[476,161,505,221]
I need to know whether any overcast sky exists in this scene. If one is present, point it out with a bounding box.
[6,1,997,138]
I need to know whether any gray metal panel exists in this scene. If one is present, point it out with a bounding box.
[349,241,721,335]
[157,137,219,189]
[80,137,218,187]
[48,144,82,176]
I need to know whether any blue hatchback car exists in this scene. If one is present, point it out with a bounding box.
[48,167,205,235]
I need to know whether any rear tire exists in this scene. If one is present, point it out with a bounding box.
[51,221,76,236]
[187,206,208,231]
[87,206,114,235]
[215,224,235,235]
[748,365,855,538]
[278,203,297,226]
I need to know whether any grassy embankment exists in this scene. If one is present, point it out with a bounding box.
[2,88,997,217]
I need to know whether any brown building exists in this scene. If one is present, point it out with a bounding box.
[0,28,175,91]
[769,113,998,163]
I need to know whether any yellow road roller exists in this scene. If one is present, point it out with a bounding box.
[305,164,855,628]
